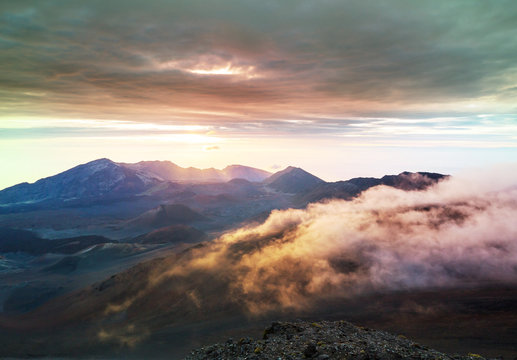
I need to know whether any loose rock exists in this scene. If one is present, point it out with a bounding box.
[185,320,494,360]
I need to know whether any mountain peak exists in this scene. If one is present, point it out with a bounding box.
[222,164,245,170]
[128,204,208,229]
[264,166,325,193]
[80,158,117,172]
[133,160,179,167]
[283,166,307,174]
[0,158,158,206]
[123,162,270,183]
[89,157,114,164]
[222,165,271,182]
[264,166,321,182]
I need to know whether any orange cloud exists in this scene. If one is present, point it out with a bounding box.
[127,164,517,315]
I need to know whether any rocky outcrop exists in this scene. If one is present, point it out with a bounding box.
[186,320,491,360]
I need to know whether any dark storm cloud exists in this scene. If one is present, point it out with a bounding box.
[1,0,517,124]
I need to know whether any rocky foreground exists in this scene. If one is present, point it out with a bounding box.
[186,320,494,360]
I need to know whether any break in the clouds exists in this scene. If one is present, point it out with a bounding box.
[2,0,517,124]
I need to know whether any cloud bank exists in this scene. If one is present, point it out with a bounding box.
[154,165,517,314]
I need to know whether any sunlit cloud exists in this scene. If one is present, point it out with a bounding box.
[153,54,260,79]
[188,63,258,78]
[1,118,210,132]
[81,133,223,144]
[149,133,222,143]
[94,166,517,316]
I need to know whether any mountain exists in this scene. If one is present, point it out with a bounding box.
[221,165,271,182]
[124,160,222,183]
[0,159,272,207]
[297,171,448,205]
[263,166,325,193]
[123,161,271,183]
[4,227,515,358]
[128,204,208,229]
[0,158,161,206]
[133,225,207,245]
[0,160,448,241]
[378,171,447,190]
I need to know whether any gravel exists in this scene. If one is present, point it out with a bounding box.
[186,320,494,360]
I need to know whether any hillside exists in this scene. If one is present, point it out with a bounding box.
[0,228,112,255]
[133,225,206,244]
[128,204,208,229]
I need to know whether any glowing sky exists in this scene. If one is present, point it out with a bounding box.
[1,0,517,189]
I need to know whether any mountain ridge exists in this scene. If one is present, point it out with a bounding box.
[297,171,448,205]
[0,158,161,205]
[0,159,448,219]
[0,159,272,206]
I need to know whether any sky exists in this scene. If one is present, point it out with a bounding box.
[1,0,517,189]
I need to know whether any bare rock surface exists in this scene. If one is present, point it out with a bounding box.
[186,320,492,360]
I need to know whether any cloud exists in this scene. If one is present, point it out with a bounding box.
[1,0,517,125]
[98,164,516,317]
[98,323,150,348]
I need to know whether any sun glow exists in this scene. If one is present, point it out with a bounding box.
[188,64,239,75]
[186,62,258,79]
[0,118,210,132]
[154,56,258,79]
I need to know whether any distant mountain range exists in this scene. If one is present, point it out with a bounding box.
[0,158,271,207]
[0,158,447,212]
[0,161,465,359]
[297,171,447,205]
[123,160,271,183]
